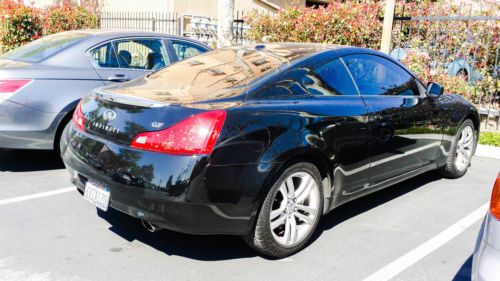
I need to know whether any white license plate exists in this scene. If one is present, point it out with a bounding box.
[83,180,110,211]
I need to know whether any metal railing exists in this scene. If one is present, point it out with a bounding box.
[99,11,249,46]
[391,2,499,82]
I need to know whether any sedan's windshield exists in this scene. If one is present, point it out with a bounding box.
[0,32,90,63]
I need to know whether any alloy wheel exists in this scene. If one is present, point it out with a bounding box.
[454,125,474,172]
[269,172,320,247]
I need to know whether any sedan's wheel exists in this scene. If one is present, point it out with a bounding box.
[440,119,476,178]
[244,162,323,258]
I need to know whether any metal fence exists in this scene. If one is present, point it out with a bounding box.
[391,2,499,83]
[99,11,249,46]
[100,11,180,35]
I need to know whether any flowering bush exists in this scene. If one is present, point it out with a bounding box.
[245,1,383,49]
[0,0,43,52]
[44,2,98,35]
[0,0,98,52]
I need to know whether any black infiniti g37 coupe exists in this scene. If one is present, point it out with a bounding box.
[61,43,479,258]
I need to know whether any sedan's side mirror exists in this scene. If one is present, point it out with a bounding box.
[427,82,444,97]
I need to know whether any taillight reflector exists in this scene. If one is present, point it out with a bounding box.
[72,99,85,131]
[0,79,32,93]
[491,173,500,220]
[131,110,226,155]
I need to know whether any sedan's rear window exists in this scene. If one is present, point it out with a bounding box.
[0,32,90,63]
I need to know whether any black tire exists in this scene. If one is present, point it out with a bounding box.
[439,119,476,178]
[243,162,324,258]
[55,119,72,157]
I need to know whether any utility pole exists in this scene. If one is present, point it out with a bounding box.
[380,0,396,54]
[217,0,234,48]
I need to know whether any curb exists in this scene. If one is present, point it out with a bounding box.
[475,144,500,160]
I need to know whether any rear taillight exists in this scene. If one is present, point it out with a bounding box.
[72,99,85,131]
[491,173,500,220]
[131,110,226,155]
[0,79,32,93]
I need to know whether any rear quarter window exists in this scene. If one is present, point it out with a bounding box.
[0,32,89,63]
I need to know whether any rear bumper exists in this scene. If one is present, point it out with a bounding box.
[61,123,268,235]
[472,214,500,281]
[0,100,61,150]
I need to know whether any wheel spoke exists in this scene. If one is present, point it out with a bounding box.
[271,213,287,230]
[294,211,314,225]
[289,216,298,244]
[285,177,295,199]
[294,176,311,200]
[283,217,291,243]
[296,180,313,203]
[296,203,316,215]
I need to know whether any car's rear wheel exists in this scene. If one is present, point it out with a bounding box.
[439,119,476,178]
[244,162,323,258]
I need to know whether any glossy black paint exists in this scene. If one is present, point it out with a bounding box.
[61,44,479,235]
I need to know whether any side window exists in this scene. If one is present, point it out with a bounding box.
[343,54,420,96]
[90,42,119,68]
[171,41,205,61]
[113,39,170,70]
[304,59,359,96]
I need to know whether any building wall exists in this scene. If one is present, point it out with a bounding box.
[99,0,303,16]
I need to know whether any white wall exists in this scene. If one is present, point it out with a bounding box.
[101,0,174,12]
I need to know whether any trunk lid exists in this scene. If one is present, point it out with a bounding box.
[81,92,205,144]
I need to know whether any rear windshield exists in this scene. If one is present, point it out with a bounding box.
[0,32,90,63]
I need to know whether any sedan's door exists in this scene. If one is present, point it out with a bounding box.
[342,54,442,184]
[89,38,171,84]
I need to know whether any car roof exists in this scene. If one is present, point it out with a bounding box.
[60,29,206,45]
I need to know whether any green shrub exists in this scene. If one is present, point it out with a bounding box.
[0,1,43,52]
[479,132,500,147]
[44,4,98,35]
[244,1,383,49]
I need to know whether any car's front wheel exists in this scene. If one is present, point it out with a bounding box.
[244,162,323,258]
[440,119,476,178]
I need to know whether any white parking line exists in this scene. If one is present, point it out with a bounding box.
[362,203,489,281]
[0,187,75,206]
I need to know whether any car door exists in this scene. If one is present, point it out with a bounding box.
[89,38,171,85]
[342,54,442,184]
[302,58,371,198]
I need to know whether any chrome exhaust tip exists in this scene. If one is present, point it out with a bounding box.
[141,220,162,233]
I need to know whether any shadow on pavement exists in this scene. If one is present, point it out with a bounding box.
[0,149,65,172]
[97,207,257,261]
[313,170,442,241]
[452,255,473,281]
[96,170,443,261]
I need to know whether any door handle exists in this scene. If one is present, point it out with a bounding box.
[107,74,130,82]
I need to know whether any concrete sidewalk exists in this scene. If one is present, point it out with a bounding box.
[475,144,500,160]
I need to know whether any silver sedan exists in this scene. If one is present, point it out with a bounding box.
[472,173,500,281]
[0,30,210,152]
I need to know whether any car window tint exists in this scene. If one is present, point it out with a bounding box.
[91,42,119,68]
[171,41,205,61]
[113,39,170,70]
[343,54,420,96]
[304,59,358,96]
[1,32,90,63]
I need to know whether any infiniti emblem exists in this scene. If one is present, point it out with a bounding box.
[103,110,117,121]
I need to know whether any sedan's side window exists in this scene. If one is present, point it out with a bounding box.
[113,39,170,70]
[171,41,205,61]
[91,42,119,68]
[343,54,420,96]
[304,59,359,96]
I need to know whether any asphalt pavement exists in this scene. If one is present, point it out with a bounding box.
[0,148,498,281]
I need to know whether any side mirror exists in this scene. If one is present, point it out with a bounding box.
[427,82,444,97]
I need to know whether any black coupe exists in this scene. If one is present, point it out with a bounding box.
[61,43,479,258]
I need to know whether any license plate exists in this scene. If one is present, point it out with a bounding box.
[83,180,110,211]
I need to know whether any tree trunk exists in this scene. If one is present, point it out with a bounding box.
[217,0,234,48]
